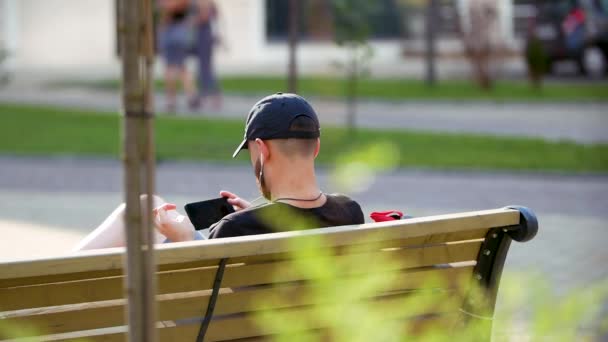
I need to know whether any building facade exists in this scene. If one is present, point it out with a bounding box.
[0,0,526,79]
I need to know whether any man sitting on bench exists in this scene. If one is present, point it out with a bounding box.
[74,93,364,250]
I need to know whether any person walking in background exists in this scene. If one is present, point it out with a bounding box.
[157,0,198,113]
[193,0,222,110]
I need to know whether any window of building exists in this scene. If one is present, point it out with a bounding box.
[265,0,403,41]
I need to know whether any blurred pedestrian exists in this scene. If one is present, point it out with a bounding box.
[192,0,222,110]
[157,0,198,113]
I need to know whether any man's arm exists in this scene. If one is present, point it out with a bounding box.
[219,190,251,211]
[154,191,251,242]
[153,203,198,242]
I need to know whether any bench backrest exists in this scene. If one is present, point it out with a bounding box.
[0,207,537,341]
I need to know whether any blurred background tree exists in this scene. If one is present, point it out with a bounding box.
[332,0,379,132]
[525,36,549,89]
[425,0,439,87]
[287,0,299,93]
[0,49,10,86]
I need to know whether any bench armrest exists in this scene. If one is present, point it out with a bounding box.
[504,206,538,242]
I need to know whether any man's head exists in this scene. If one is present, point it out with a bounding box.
[233,93,321,200]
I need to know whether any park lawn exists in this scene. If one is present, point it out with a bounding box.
[55,76,608,102]
[221,77,608,102]
[0,103,607,173]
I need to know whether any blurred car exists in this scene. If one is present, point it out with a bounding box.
[526,0,608,77]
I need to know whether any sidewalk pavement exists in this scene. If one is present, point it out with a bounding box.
[1,82,607,144]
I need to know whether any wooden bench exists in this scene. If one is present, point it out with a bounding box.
[0,206,537,341]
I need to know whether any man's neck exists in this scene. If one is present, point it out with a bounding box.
[266,161,324,207]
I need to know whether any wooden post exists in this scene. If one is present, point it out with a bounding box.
[118,0,157,341]
[287,0,298,93]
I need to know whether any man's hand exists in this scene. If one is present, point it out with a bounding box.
[220,190,250,211]
[153,203,196,242]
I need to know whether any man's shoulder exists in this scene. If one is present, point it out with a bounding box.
[325,193,358,204]
[223,202,276,221]
[324,193,362,211]
[209,194,364,239]
[208,202,278,239]
[212,204,263,231]
[320,193,365,225]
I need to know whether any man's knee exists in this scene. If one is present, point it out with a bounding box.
[139,194,166,207]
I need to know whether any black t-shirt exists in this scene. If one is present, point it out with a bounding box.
[208,194,364,239]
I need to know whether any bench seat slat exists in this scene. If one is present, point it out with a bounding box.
[0,209,519,282]
[0,227,488,290]
[165,240,480,293]
[180,228,488,271]
[48,289,462,342]
[0,239,481,312]
[0,265,473,338]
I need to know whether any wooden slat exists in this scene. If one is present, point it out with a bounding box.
[0,208,519,282]
[156,228,488,278]
[0,240,480,312]
[153,227,489,277]
[158,241,481,294]
[23,314,463,342]
[0,247,125,286]
[156,208,512,266]
[0,256,231,289]
[0,276,124,312]
[0,227,487,291]
[166,291,464,341]
[340,228,488,253]
[48,289,463,342]
[15,314,463,342]
[0,264,473,338]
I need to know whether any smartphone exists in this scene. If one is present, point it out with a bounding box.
[184,197,235,230]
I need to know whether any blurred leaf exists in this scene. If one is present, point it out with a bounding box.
[332,141,400,192]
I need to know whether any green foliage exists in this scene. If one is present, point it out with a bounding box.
[330,0,380,130]
[227,77,608,102]
[0,320,46,340]
[331,141,400,192]
[251,228,608,340]
[525,37,550,87]
[252,232,447,341]
[331,0,379,46]
[1,104,607,173]
[495,273,608,341]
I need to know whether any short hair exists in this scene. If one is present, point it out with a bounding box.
[273,115,319,158]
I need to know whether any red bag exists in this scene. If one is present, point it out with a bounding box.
[370,210,404,222]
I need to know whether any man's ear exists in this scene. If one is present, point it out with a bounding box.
[254,138,270,160]
[313,138,320,158]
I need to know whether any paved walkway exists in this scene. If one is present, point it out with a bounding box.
[1,156,607,296]
[1,83,607,143]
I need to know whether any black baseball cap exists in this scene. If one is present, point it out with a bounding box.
[232,93,321,158]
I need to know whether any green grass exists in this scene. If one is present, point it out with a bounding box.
[56,76,608,102]
[1,103,607,173]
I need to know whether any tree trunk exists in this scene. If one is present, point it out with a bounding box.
[288,0,298,93]
[118,0,157,340]
[425,0,438,87]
